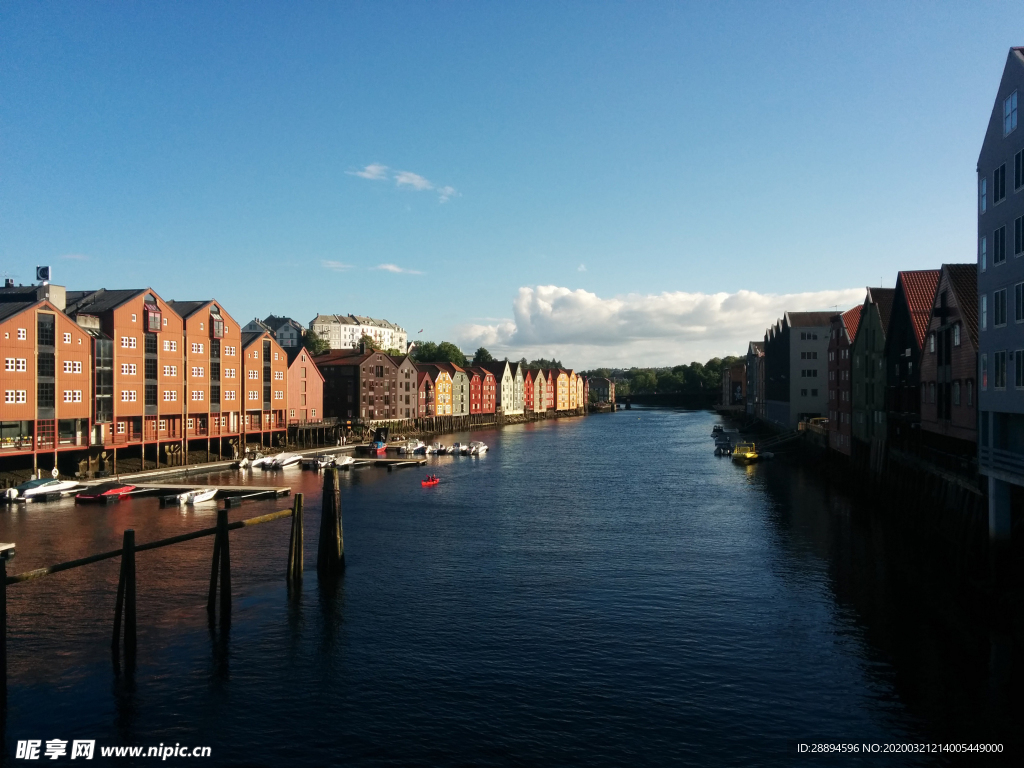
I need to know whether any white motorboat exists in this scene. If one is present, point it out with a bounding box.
[336,455,355,468]
[248,452,271,469]
[5,477,81,501]
[316,454,337,469]
[397,439,425,455]
[268,452,302,469]
[468,441,488,456]
[178,488,218,504]
[425,443,443,455]
[450,442,465,455]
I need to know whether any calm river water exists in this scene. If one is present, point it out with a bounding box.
[1,409,1017,766]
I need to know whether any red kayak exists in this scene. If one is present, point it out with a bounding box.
[421,477,440,487]
[75,481,137,504]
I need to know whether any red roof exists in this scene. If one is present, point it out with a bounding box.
[841,305,863,340]
[896,270,941,348]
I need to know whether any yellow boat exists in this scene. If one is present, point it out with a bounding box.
[731,442,759,464]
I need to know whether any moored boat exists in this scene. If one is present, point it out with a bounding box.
[178,488,218,504]
[268,452,301,469]
[468,441,488,455]
[6,478,81,501]
[75,482,136,504]
[731,442,759,465]
[397,439,425,455]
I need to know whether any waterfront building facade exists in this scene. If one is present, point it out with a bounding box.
[509,362,525,415]
[469,367,497,414]
[883,270,941,446]
[827,305,863,456]
[851,287,895,449]
[977,47,1024,540]
[555,370,570,411]
[919,265,979,453]
[417,369,435,417]
[309,313,407,352]
[388,354,419,419]
[721,363,746,411]
[590,377,615,404]
[523,369,535,412]
[482,361,513,414]
[745,341,765,417]
[240,330,289,445]
[416,364,453,416]
[764,312,832,430]
[286,347,324,424]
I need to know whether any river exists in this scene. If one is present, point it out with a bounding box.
[1,408,1017,765]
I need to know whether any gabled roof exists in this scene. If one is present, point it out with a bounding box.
[480,360,510,379]
[864,287,896,332]
[943,263,980,347]
[65,288,153,315]
[0,299,42,323]
[896,270,941,347]
[468,365,493,380]
[241,331,267,350]
[428,361,467,378]
[841,305,863,340]
[417,368,433,386]
[747,341,764,355]
[785,311,834,327]
[263,315,302,332]
[386,353,415,368]
[166,300,212,319]
[313,348,376,367]
[287,347,325,378]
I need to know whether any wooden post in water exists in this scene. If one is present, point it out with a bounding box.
[2,557,7,706]
[111,529,136,669]
[317,467,344,575]
[287,493,304,584]
[207,510,231,627]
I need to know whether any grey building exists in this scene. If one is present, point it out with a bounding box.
[764,312,833,430]
[745,341,764,417]
[977,47,1024,544]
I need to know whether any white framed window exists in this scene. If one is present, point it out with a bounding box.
[63,390,74,403]
[224,390,236,401]
[225,368,236,378]
[200,322,204,331]
[4,390,14,403]
[191,366,205,378]
[131,313,137,323]
[225,345,236,356]
[248,370,258,379]
[121,363,137,375]
[191,342,204,354]
[1004,90,1018,135]
[163,339,178,352]
[311,408,316,417]
[158,419,166,430]
[117,422,126,434]
[121,390,137,402]
[163,365,177,376]
[16,358,26,372]
[929,334,935,353]
[5,358,14,371]
[187,418,194,429]
[274,371,284,380]
[980,177,988,214]
[163,390,177,402]
[248,390,259,400]
[63,332,71,344]
[121,336,136,348]
[274,390,284,400]
[192,390,204,401]
[17,328,26,340]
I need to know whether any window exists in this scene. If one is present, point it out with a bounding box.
[1017,150,1024,191]
[967,379,973,405]
[981,236,987,271]
[163,390,177,401]
[62,332,71,344]
[994,226,1006,264]
[187,418,194,430]
[163,365,176,376]
[62,390,82,403]
[121,363,137,375]
[928,382,936,403]
[225,368,235,378]
[995,288,1007,326]
[274,390,284,400]
[1004,90,1017,135]
[117,422,126,435]
[248,370,258,379]
[290,408,296,418]
[929,334,935,353]
[801,389,808,396]
[191,342,204,354]
[274,352,279,361]
[995,164,1006,204]
[274,371,284,380]
[163,339,177,352]
[131,313,137,323]
[224,390,236,401]
[1018,285,1024,323]
[980,177,988,213]
[982,294,988,330]
[225,346,235,356]
[995,350,1007,389]
[192,390,204,401]
[954,323,961,346]
[121,336,136,348]
[191,366,205,378]
[248,390,259,400]
[159,419,166,430]
[4,390,14,403]
[811,389,818,397]
[1017,350,1024,388]
[981,353,988,390]
[1016,215,1024,257]
[953,381,961,405]
[121,390,137,402]
[62,360,82,374]
[311,408,316,418]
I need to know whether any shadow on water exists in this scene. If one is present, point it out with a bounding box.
[757,457,1021,758]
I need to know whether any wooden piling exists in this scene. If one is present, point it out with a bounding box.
[206,510,231,626]
[287,493,304,584]
[317,467,344,576]
[111,529,136,668]
[2,558,7,706]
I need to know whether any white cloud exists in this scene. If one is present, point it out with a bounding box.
[374,263,423,275]
[456,285,866,368]
[577,264,586,272]
[321,260,353,272]
[347,163,389,180]
[349,162,457,202]
[60,253,88,261]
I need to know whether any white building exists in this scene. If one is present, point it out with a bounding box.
[309,314,408,352]
[242,315,305,349]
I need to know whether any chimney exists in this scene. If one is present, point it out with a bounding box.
[3,278,12,288]
[360,340,367,354]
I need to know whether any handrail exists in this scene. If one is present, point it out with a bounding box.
[5,507,294,586]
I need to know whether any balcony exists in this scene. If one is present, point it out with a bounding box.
[979,446,1024,478]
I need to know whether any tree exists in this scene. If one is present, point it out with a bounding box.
[411,341,438,362]
[302,329,330,355]
[435,341,468,367]
[473,346,494,365]
[358,333,381,351]
[527,357,563,371]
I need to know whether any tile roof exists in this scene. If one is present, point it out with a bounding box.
[841,305,863,340]
[943,264,979,346]
[865,287,896,331]
[896,270,941,347]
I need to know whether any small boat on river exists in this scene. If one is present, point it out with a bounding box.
[178,488,218,504]
[421,475,440,487]
[731,442,759,465]
[6,477,81,501]
[75,481,137,504]
[397,439,425,455]
[267,452,301,469]
[468,441,488,456]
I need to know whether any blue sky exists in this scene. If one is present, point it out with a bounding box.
[2,2,1020,366]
